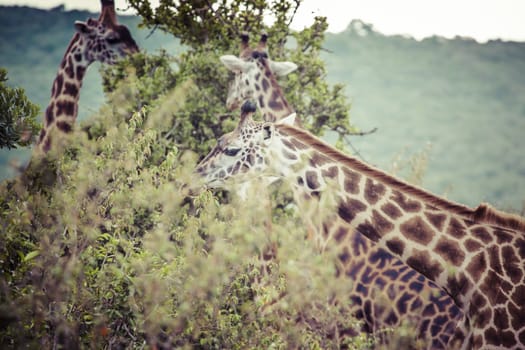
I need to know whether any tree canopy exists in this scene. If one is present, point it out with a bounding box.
[110,0,355,154]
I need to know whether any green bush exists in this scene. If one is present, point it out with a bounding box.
[0,75,368,348]
[0,1,384,348]
[0,68,40,149]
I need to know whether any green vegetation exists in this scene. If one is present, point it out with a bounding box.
[0,1,376,348]
[0,77,363,348]
[0,68,40,149]
[0,3,523,348]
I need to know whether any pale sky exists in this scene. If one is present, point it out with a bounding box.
[1,0,524,42]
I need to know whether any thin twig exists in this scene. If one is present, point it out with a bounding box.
[285,0,301,30]
[345,127,377,136]
[115,2,132,12]
[320,46,334,54]
[337,127,378,163]
[145,24,159,39]
[344,137,368,163]
[204,0,240,39]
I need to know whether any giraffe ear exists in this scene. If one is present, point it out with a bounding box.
[279,113,296,126]
[74,21,93,35]
[269,61,298,76]
[220,55,253,72]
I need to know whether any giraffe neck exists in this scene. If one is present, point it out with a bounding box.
[270,124,525,328]
[36,33,90,154]
[254,60,294,123]
[274,128,469,306]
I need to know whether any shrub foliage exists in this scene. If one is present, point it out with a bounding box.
[0,68,40,150]
[0,1,381,348]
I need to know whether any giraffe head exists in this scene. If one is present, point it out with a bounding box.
[220,33,298,112]
[195,100,295,189]
[33,0,139,156]
[73,0,139,64]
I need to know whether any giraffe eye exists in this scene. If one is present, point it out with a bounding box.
[224,148,241,157]
[106,36,120,44]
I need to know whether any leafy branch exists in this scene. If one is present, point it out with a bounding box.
[0,68,40,149]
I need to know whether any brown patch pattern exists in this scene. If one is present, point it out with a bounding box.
[338,197,366,223]
[386,238,405,256]
[55,100,76,117]
[52,74,64,98]
[471,226,493,244]
[356,221,381,241]
[381,202,402,220]
[494,229,513,244]
[466,251,487,281]
[76,66,86,80]
[310,152,331,167]
[282,149,297,160]
[334,226,348,243]
[364,178,386,205]
[64,55,75,78]
[509,285,525,329]
[38,129,46,143]
[447,217,467,239]
[56,121,73,133]
[435,237,465,266]
[424,211,447,231]
[268,98,283,111]
[482,270,512,305]
[45,104,55,125]
[474,307,493,329]
[501,245,522,283]
[485,326,517,347]
[282,138,296,151]
[370,209,394,236]
[399,216,433,245]
[321,166,339,179]
[493,306,509,330]
[43,135,52,153]
[305,170,320,190]
[446,272,470,300]
[487,245,503,275]
[464,238,483,253]
[290,138,308,150]
[64,82,79,97]
[391,190,422,212]
[406,249,444,281]
[343,168,361,194]
[471,290,487,309]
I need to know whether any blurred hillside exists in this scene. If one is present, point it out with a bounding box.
[322,20,525,211]
[0,6,524,210]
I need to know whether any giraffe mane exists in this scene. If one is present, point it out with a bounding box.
[470,202,525,232]
[276,124,525,232]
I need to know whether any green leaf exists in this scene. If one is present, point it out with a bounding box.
[23,250,40,262]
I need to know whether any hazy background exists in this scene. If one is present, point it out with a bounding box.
[0,4,524,212]
[1,0,524,42]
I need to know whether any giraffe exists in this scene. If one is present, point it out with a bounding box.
[220,33,300,124]
[219,32,301,230]
[196,101,525,349]
[195,101,468,349]
[34,0,139,156]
